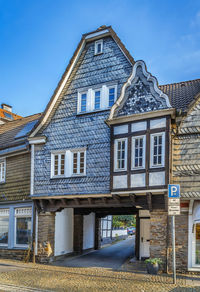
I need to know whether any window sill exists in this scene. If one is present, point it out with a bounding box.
[188,267,200,271]
[50,174,86,179]
[94,52,103,56]
[51,175,66,179]
[0,181,6,184]
[71,174,86,178]
[76,108,110,116]
[114,169,127,173]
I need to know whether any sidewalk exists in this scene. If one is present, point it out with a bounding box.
[0,258,199,291]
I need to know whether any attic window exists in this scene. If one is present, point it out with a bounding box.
[95,40,103,55]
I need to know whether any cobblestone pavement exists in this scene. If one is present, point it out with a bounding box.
[0,259,200,291]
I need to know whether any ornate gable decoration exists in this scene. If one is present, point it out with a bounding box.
[109,60,171,120]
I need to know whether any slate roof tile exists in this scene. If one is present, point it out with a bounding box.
[159,79,200,111]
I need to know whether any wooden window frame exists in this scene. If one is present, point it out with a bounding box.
[0,208,9,247]
[150,132,165,168]
[71,149,86,176]
[0,158,6,183]
[51,152,66,178]
[132,135,146,170]
[14,207,32,248]
[108,85,117,108]
[94,39,103,55]
[114,138,128,172]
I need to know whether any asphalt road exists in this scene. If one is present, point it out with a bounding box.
[55,236,135,270]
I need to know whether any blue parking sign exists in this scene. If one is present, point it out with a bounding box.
[168,184,180,198]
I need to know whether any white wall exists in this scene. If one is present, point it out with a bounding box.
[83,212,95,250]
[54,208,74,256]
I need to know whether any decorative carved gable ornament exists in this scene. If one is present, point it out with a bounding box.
[108,60,172,121]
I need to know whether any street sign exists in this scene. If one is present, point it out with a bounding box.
[168,198,180,205]
[168,184,180,198]
[168,184,181,284]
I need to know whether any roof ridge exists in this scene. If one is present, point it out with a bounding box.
[160,78,200,87]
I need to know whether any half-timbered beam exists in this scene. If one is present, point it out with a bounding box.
[146,192,152,212]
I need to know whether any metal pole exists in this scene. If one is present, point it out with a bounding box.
[172,215,176,284]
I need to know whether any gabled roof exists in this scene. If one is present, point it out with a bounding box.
[0,113,42,151]
[159,79,200,111]
[30,25,135,138]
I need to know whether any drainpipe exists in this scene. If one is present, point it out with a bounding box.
[188,200,194,270]
[30,144,38,255]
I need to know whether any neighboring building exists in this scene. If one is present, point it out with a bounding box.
[0,103,21,125]
[0,113,41,260]
[101,216,112,244]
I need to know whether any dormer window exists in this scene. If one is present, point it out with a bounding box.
[95,40,103,55]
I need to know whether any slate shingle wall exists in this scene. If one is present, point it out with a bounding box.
[172,100,200,197]
[33,37,132,196]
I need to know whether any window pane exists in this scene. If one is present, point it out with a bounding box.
[16,217,31,245]
[73,153,77,173]
[139,157,142,166]
[154,136,157,146]
[54,155,58,175]
[153,155,157,165]
[159,135,162,145]
[95,91,101,110]
[109,88,115,107]
[80,152,85,173]
[81,94,87,112]
[0,161,5,182]
[61,154,65,175]
[0,217,9,244]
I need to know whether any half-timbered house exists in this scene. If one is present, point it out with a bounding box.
[26,25,200,272]
[0,113,41,260]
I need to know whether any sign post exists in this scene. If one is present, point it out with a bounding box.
[168,184,180,285]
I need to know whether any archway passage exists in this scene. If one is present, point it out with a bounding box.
[34,192,164,267]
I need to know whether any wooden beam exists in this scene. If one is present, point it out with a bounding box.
[101,197,107,205]
[88,197,93,205]
[74,198,80,205]
[147,193,152,212]
[129,194,136,205]
[112,194,120,203]
[61,198,67,206]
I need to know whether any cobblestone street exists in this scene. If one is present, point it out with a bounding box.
[0,259,200,291]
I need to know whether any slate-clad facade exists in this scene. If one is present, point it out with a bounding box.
[33,36,132,196]
[21,25,200,272]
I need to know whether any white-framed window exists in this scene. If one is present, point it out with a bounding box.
[94,89,101,110]
[150,132,165,168]
[80,92,87,112]
[0,159,6,183]
[95,39,103,55]
[77,84,117,114]
[51,152,65,177]
[132,135,146,169]
[114,138,128,171]
[72,150,86,176]
[108,86,117,107]
[0,209,9,246]
[14,207,32,247]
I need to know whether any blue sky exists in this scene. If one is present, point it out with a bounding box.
[0,0,200,116]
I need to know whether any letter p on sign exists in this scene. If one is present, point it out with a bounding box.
[168,184,180,198]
